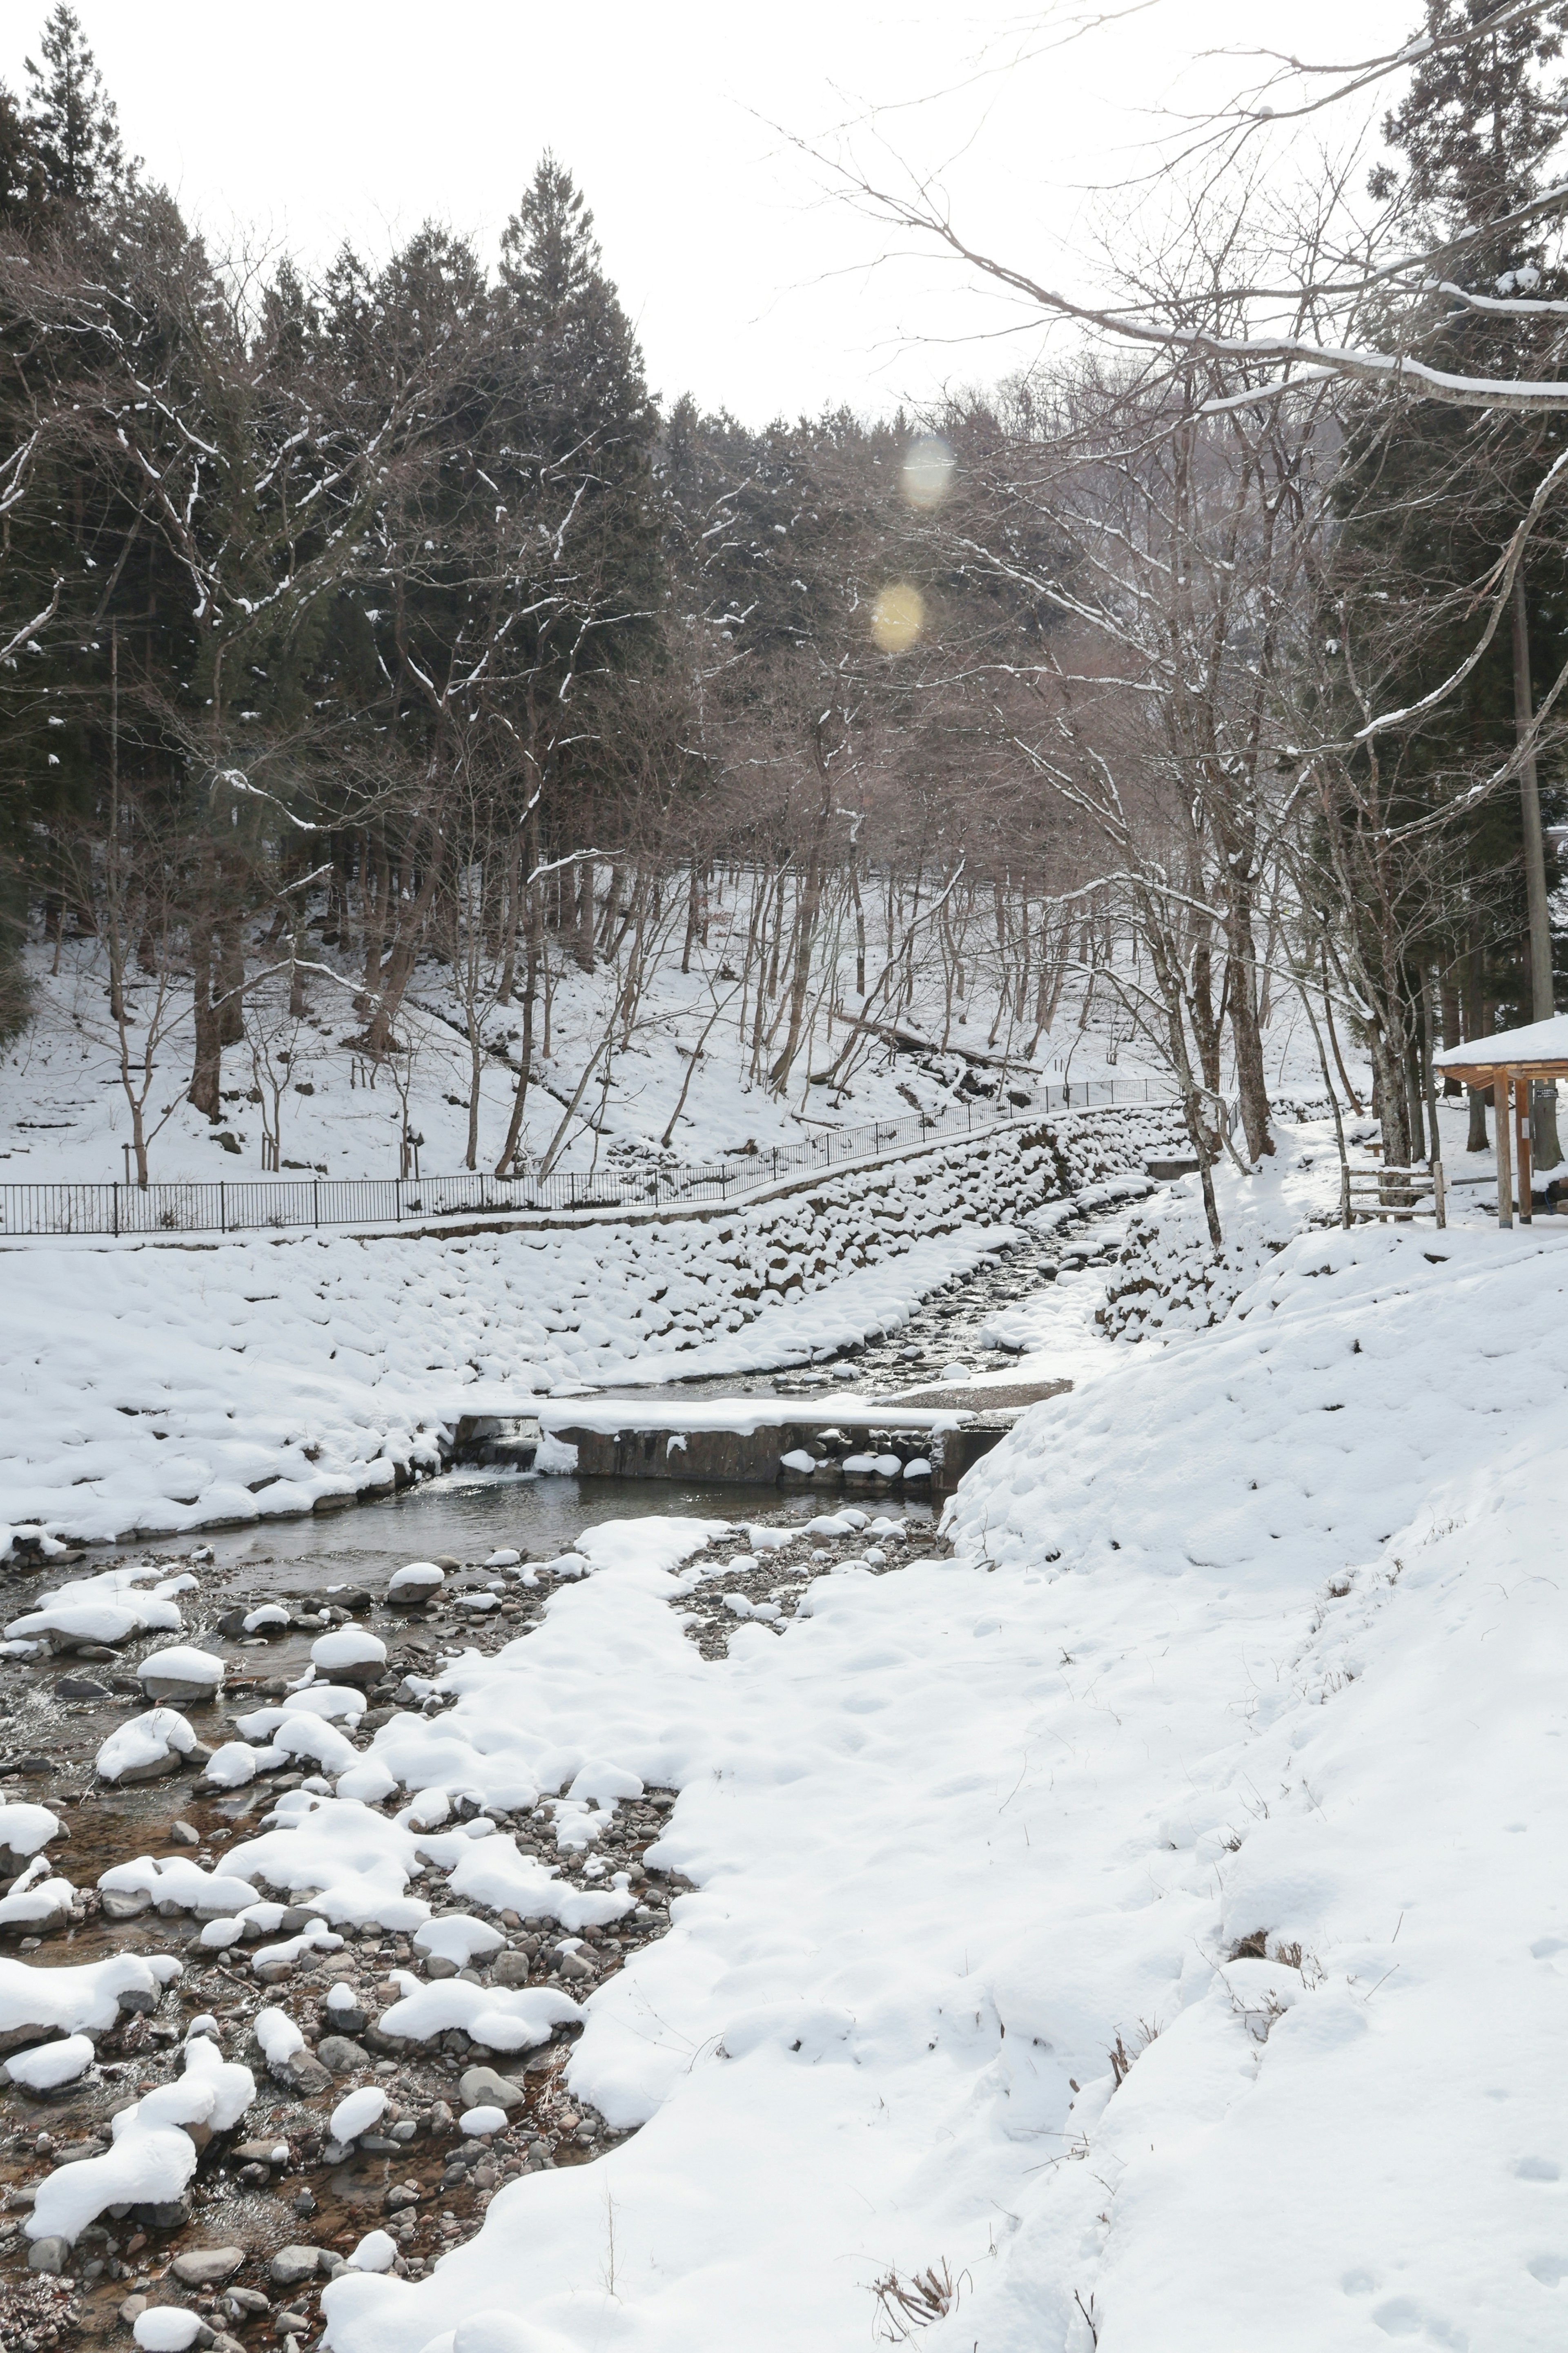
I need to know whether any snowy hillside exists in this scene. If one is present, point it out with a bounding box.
[0,924,1327,1191]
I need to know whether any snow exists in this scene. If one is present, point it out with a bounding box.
[253,2007,305,2068]
[295,1150,1568,2353]
[95,1708,200,1782]
[348,2230,399,2274]
[376,1976,581,2054]
[5,2032,93,2089]
[0,1951,178,2043]
[311,1627,387,1675]
[458,2106,509,2139]
[28,2036,252,2245]
[201,1741,272,1789]
[224,1797,433,1932]
[1433,1011,1568,1065]
[537,1398,969,1437]
[0,1104,1171,1552]
[134,2313,204,2353]
[137,1643,224,1690]
[0,1802,62,1863]
[413,1914,506,1966]
[330,2086,387,2143]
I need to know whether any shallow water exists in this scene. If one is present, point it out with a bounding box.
[198,1468,797,1593]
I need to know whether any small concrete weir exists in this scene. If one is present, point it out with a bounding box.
[547,1381,1070,1501]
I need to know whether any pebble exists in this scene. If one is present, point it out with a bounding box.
[102,1887,153,1920]
[172,2248,245,2287]
[268,2246,325,2288]
[315,2034,371,2073]
[458,2063,525,2112]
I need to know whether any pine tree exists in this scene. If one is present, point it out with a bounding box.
[23,5,129,206]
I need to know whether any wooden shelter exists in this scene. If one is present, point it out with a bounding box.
[1433,1014,1568,1230]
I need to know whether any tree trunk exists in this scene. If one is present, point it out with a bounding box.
[1512,566,1561,1167]
[217,910,244,1047]
[187,910,222,1122]
[1459,935,1489,1150]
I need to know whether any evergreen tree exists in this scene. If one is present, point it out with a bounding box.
[23,5,129,207]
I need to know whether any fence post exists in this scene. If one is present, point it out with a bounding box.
[112,1182,119,1240]
[314,1180,320,1227]
[219,1181,226,1235]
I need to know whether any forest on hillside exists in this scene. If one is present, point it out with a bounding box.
[2,3,1566,1229]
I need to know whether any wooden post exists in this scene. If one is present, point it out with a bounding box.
[1495,1066,1513,1229]
[1516,1072,1533,1225]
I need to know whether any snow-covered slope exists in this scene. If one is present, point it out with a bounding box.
[306,1217,1568,2353]
[0,1108,1173,1551]
[0,928,1323,1189]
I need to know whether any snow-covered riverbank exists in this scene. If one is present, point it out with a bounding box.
[278,1210,1567,2353]
[2,1139,1564,2349]
[0,1108,1176,1556]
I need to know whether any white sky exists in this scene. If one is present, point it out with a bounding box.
[5,0,1417,424]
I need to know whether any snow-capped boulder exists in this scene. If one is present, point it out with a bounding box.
[386,1562,443,1608]
[96,1709,207,1785]
[309,1626,387,1688]
[137,1645,224,1703]
[0,1802,65,1888]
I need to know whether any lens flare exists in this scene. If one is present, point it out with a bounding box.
[871,582,925,653]
[902,434,955,510]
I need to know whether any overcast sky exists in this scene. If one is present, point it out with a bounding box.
[4,0,1417,424]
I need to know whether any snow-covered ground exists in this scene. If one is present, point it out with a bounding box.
[0,1107,1176,1552]
[263,1152,1567,2353]
[4,1125,1564,2349]
[0,925,1313,1190]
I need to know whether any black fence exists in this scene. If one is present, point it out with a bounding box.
[0,1077,1163,1240]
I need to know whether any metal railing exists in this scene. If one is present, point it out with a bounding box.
[0,1077,1163,1240]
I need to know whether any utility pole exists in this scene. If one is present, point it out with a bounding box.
[1512,567,1561,1169]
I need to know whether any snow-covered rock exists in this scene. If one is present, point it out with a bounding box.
[0,1801,64,1885]
[310,1627,387,1686]
[0,1950,178,2055]
[374,1976,580,2054]
[97,1856,258,1918]
[236,1684,366,1733]
[27,2034,252,2244]
[96,1708,205,1784]
[0,1861,76,1934]
[330,2086,385,2144]
[3,2032,93,2090]
[412,1914,505,1967]
[137,1644,224,1702]
[387,1562,444,1606]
